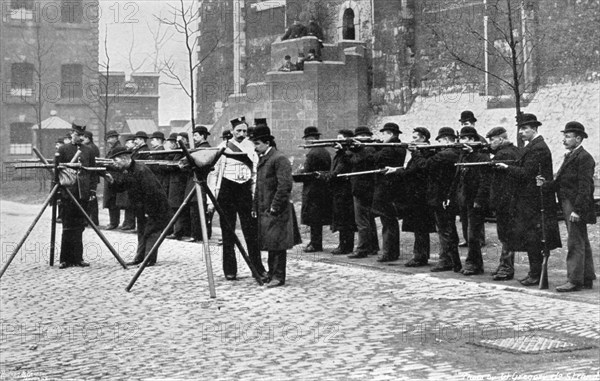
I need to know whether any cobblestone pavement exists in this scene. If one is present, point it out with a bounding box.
[1,201,599,381]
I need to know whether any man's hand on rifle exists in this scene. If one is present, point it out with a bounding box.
[569,212,581,223]
[384,166,402,176]
[103,173,114,184]
[495,163,509,170]
[442,199,451,209]
[535,175,545,187]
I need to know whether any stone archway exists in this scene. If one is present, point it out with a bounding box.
[338,1,361,41]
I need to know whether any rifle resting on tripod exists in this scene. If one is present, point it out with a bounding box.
[455,160,516,167]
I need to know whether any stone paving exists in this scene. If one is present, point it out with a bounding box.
[1,201,599,381]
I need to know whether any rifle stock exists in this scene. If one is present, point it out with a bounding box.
[539,164,550,290]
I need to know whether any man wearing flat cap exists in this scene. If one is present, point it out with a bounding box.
[104,147,169,266]
[371,123,406,262]
[55,121,96,269]
[537,122,596,292]
[449,126,491,276]
[485,127,521,281]
[210,116,266,280]
[385,127,436,267]
[496,113,561,286]
[298,126,332,253]
[425,127,462,272]
[102,130,125,230]
[82,130,101,226]
[346,126,379,258]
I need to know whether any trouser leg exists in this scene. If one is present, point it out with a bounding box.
[108,208,120,227]
[380,213,399,259]
[413,231,430,263]
[268,250,287,283]
[309,225,323,250]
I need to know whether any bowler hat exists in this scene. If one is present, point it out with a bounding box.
[302,126,321,139]
[459,126,479,138]
[517,113,542,128]
[380,122,401,134]
[150,131,165,140]
[254,118,268,127]
[230,117,246,128]
[338,129,354,138]
[193,125,210,136]
[178,132,189,140]
[107,146,132,159]
[221,129,233,139]
[251,125,274,141]
[436,127,457,141]
[166,132,178,141]
[354,126,373,136]
[135,131,148,139]
[284,55,291,60]
[459,110,477,123]
[486,127,507,139]
[83,130,93,139]
[105,130,119,139]
[123,134,136,141]
[413,127,431,141]
[56,138,64,144]
[71,120,86,135]
[561,121,588,138]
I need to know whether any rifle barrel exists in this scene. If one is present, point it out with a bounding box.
[337,169,386,177]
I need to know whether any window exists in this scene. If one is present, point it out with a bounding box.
[10,0,34,20]
[10,122,33,155]
[61,64,83,98]
[11,63,34,97]
[61,0,83,23]
[342,9,355,40]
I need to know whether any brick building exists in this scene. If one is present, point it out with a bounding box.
[0,0,100,161]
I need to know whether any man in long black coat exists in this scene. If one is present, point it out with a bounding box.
[372,123,406,262]
[56,122,95,269]
[486,127,521,281]
[105,147,169,266]
[346,126,379,258]
[102,130,125,229]
[497,114,561,286]
[451,127,491,275]
[166,133,191,240]
[426,127,462,272]
[82,130,100,226]
[385,127,436,267]
[326,129,357,255]
[300,126,332,253]
[537,122,596,292]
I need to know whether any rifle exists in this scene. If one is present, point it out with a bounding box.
[141,147,221,155]
[14,163,109,172]
[136,160,181,167]
[454,160,516,167]
[539,164,550,290]
[417,142,490,150]
[292,171,326,182]
[299,137,380,148]
[337,169,387,177]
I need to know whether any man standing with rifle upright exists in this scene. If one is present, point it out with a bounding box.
[496,114,561,286]
[537,122,596,292]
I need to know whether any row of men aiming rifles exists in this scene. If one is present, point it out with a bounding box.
[17,111,596,292]
[294,111,596,293]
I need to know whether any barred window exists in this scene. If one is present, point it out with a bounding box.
[11,62,34,96]
[61,64,83,98]
[10,122,33,155]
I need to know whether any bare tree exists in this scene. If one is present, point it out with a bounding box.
[146,14,174,73]
[422,0,544,146]
[83,27,119,153]
[16,24,55,154]
[157,0,219,130]
[125,24,148,73]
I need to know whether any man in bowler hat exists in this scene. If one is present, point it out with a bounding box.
[537,122,596,292]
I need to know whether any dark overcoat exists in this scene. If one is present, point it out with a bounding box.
[166,152,188,208]
[546,146,596,224]
[103,141,128,209]
[300,146,332,225]
[505,135,561,250]
[372,137,406,217]
[328,150,357,232]
[109,160,170,217]
[254,148,297,251]
[425,147,461,209]
[346,145,376,200]
[453,150,491,210]
[398,150,436,233]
